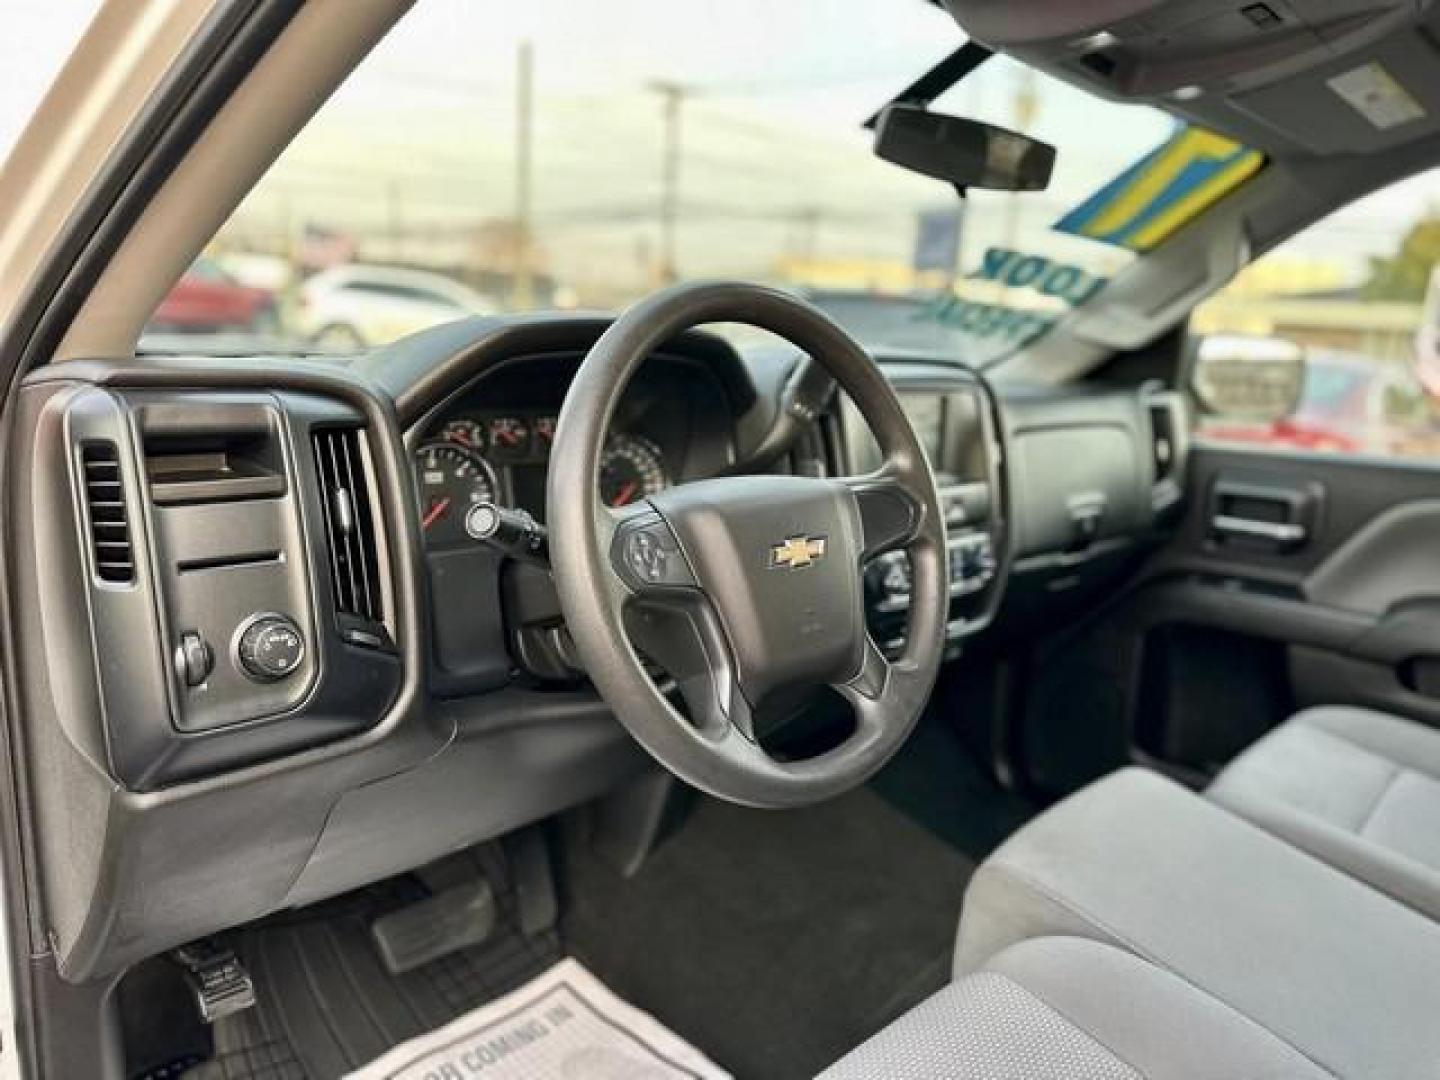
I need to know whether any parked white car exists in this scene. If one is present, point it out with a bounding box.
[297,264,500,348]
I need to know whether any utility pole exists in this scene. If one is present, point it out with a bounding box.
[513,41,535,309]
[648,81,690,286]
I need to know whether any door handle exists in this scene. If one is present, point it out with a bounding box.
[1208,478,1319,554]
[1210,514,1307,546]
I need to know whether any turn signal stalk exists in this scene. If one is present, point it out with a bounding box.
[465,502,549,567]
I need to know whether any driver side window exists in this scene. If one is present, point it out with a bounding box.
[1191,166,1440,460]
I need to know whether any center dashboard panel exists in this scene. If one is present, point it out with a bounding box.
[837,362,1008,654]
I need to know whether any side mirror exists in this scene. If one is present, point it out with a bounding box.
[1189,334,1306,422]
[873,104,1055,192]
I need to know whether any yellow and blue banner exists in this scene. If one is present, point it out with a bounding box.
[1054,126,1264,252]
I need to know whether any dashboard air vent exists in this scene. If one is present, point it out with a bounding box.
[313,428,384,624]
[81,442,134,584]
[1150,400,1176,482]
[1144,390,1188,515]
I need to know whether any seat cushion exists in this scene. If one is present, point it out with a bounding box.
[955,768,1440,1080]
[820,936,1330,1079]
[1207,705,1440,921]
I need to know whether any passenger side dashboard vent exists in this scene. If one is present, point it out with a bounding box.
[1144,389,1189,515]
[312,428,384,625]
[81,442,134,584]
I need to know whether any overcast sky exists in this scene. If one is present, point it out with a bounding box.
[1,0,1436,292]
[217,0,1176,293]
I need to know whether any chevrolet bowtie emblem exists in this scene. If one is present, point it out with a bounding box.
[769,535,828,570]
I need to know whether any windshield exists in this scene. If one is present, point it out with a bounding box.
[144,0,1208,367]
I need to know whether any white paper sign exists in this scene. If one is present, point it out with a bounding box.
[346,959,732,1080]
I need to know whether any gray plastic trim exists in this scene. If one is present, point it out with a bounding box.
[1306,499,1440,615]
[10,358,435,980]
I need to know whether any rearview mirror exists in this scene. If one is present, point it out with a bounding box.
[1190,335,1306,422]
[873,105,1055,192]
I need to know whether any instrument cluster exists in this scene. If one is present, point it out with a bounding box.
[414,412,670,546]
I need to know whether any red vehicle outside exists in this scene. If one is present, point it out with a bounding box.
[150,256,276,333]
[1199,349,1439,456]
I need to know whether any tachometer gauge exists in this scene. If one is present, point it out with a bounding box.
[414,441,498,546]
[600,433,668,507]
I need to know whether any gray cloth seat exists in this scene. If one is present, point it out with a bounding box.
[955,768,1440,1080]
[1207,705,1440,922]
[820,935,1330,1079]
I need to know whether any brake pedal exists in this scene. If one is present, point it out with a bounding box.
[370,880,496,975]
[171,940,256,1024]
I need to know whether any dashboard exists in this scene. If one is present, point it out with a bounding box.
[7,312,1184,984]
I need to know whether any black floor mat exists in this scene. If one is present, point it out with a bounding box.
[178,718,1025,1080]
[871,709,1036,863]
[186,846,560,1080]
[561,786,975,1080]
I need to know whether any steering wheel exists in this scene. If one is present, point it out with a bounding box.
[548,282,948,808]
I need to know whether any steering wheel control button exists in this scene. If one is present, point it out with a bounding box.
[613,512,696,591]
[950,533,997,596]
[174,632,214,688]
[235,614,305,682]
[870,551,913,614]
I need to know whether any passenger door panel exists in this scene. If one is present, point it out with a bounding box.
[1138,442,1440,772]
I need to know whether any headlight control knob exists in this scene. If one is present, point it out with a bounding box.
[236,614,305,682]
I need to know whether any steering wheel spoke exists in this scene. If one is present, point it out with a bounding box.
[829,633,895,740]
[839,471,926,559]
[623,591,758,744]
[835,634,891,703]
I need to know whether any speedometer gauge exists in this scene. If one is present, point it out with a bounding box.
[414,442,498,546]
[600,434,668,507]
